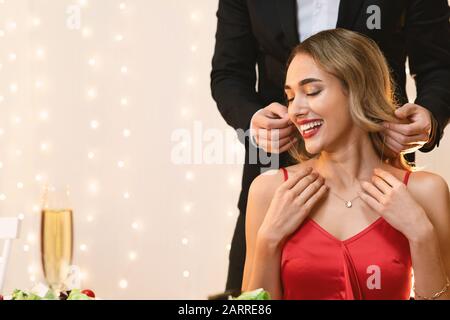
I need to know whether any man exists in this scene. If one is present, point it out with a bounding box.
[210,0,450,293]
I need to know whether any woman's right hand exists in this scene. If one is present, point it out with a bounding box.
[258,167,328,247]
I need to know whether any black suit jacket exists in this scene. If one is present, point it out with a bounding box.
[211,0,450,212]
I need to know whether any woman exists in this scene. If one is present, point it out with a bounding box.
[242,29,450,300]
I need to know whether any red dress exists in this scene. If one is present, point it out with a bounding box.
[280,167,413,300]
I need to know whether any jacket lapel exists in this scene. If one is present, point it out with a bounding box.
[276,0,300,47]
[336,0,366,29]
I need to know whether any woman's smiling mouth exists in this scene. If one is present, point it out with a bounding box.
[297,119,324,139]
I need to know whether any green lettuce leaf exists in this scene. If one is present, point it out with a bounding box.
[67,289,91,300]
[232,288,271,300]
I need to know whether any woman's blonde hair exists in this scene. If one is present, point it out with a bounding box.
[286,28,413,170]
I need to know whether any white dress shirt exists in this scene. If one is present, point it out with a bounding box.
[250,0,341,147]
[297,0,341,42]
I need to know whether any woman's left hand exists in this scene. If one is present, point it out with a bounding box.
[359,168,430,242]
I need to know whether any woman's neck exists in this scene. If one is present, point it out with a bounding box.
[314,132,384,191]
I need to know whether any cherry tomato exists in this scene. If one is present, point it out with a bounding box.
[0,294,3,300]
[81,289,95,298]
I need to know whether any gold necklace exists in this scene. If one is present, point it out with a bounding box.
[325,133,387,209]
[329,191,361,208]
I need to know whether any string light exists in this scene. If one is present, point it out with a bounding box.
[40,142,50,152]
[180,107,191,118]
[27,233,36,244]
[87,88,97,99]
[6,20,17,31]
[35,80,44,89]
[39,110,49,121]
[82,27,92,38]
[35,47,45,59]
[12,115,22,125]
[183,203,193,213]
[119,279,128,289]
[128,251,137,261]
[123,129,131,138]
[90,120,99,130]
[10,83,18,93]
[31,17,41,27]
[88,181,99,194]
[9,52,17,61]
[185,171,194,181]
[114,34,124,42]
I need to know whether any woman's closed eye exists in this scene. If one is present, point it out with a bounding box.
[306,90,322,97]
[286,90,322,104]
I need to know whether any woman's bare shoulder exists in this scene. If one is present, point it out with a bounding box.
[250,169,285,200]
[408,170,449,222]
[249,161,314,200]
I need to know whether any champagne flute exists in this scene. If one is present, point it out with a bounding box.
[40,184,74,295]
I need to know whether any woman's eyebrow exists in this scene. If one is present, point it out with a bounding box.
[284,78,322,90]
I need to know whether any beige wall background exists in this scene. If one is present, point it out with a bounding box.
[0,0,448,299]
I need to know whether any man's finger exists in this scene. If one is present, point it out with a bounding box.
[255,126,297,141]
[384,136,403,154]
[255,113,291,130]
[394,104,417,119]
[277,139,298,154]
[383,122,424,136]
[384,128,428,145]
[267,103,289,119]
[258,136,297,153]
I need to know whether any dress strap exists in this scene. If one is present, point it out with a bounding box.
[403,171,412,186]
[281,167,289,182]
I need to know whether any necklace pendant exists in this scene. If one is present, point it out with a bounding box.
[345,201,353,208]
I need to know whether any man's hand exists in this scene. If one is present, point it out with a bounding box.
[382,103,432,155]
[250,103,297,154]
